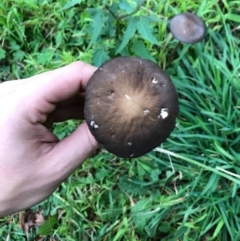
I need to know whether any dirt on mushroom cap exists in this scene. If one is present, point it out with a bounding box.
[84,57,179,158]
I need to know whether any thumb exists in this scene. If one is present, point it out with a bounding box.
[43,122,98,180]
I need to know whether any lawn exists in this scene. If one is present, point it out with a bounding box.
[0,0,240,240]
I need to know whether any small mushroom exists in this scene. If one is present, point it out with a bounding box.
[170,12,207,44]
[84,57,179,158]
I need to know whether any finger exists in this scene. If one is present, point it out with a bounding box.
[55,93,85,107]
[32,61,96,103]
[50,104,84,123]
[42,122,99,180]
[43,105,84,128]
[22,62,96,124]
[50,93,85,122]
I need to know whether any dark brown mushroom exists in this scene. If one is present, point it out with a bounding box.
[84,57,179,158]
[170,12,207,44]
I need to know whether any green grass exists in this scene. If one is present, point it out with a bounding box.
[0,0,240,240]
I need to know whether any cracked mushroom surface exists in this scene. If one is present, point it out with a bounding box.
[84,57,179,158]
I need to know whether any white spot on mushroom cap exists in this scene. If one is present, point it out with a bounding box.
[90,121,99,129]
[130,154,134,157]
[152,77,158,84]
[143,109,150,115]
[158,108,169,119]
[128,142,132,146]
[133,58,142,65]
[108,92,115,99]
[125,94,131,99]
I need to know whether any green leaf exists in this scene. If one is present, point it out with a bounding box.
[131,198,155,230]
[13,50,25,61]
[95,167,109,180]
[92,48,109,67]
[118,175,148,195]
[88,10,103,49]
[62,0,82,10]
[212,219,224,238]
[112,225,128,241]
[119,0,137,14]
[0,48,6,60]
[38,215,58,236]
[131,40,156,62]
[36,49,54,65]
[137,17,159,45]
[55,32,63,46]
[116,17,138,53]
[224,13,240,22]
[131,198,152,213]
[158,221,171,233]
[150,169,160,181]
[10,40,20,51]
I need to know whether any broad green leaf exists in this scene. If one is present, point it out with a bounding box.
[135,0,145,5]
[150,169,160,181]
[118,175,148,195]
[0,48,6,60]
[158,221,171,233]
[116,17,138,53]
[62,0,82,10]
[131,40,156,62]
[88,10,103,49]
[36,49,54,65]
[38,215,58,236]
[55,32,63,46]
[10,40,20,51]
[13,50,25,61]
[137,16,159,45]
[92,48,109,67]
[131,198,156,231]
[95,167,109,180]
[119,0,137,14]
[131,198,152,213]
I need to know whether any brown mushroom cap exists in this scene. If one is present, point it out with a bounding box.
[170,12,207,44]
[84,57,179,158]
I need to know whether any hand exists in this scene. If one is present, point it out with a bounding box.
[0,62,98,217]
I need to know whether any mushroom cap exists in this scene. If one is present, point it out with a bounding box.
[170,12,207,44]
[84,57,179,158]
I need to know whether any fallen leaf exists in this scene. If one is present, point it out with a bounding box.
[19,209,45,239]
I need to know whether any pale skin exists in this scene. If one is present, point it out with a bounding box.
[0,62,98,217]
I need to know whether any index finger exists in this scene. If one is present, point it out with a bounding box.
[29,61,97,104]
[22,61,97,124]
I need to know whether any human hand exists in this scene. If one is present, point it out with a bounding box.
[0,62,98,217]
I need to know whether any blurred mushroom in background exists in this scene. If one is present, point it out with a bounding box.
[167,12,207,67]
[170,12,207,44]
